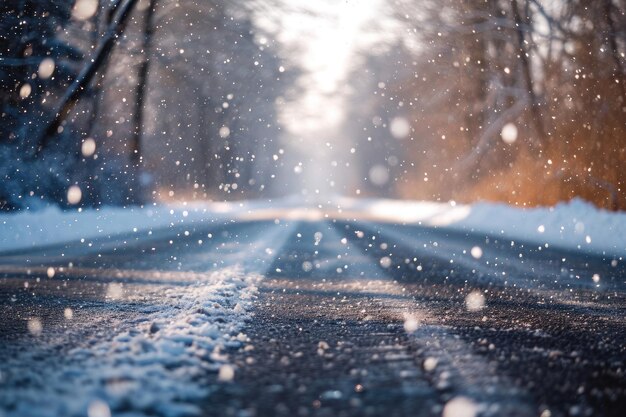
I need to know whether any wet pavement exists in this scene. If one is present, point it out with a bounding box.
[1,217,625,417]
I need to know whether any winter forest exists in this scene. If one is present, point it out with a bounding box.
[1,0,625,211]
[2,2,626,416]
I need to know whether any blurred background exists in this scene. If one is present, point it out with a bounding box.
[1,0,624,211]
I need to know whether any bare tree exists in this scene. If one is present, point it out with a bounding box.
[35,0,140,155]
[352,0,626,209]
[130,0,157,167]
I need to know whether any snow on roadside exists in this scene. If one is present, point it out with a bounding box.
[337,197,626,257]
[1,195,624,257]
[0,266,260,417]
[454,198,626,257]
[0,197,302,253]
[0,204,209,253]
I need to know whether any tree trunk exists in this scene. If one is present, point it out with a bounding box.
[130,0,158,167]
[34,0,140,156]
[511,0,547,147]
[604,0,626,102]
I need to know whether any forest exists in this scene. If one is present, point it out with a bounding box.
[347,0,626,210]
[1,0,287,210]
[1,0,625,210]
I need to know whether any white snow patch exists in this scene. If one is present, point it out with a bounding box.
[0,266,260,417]
[336,197,626,257]
[1,196,624,257]
[0,204,214,253]
[0,198,302,254]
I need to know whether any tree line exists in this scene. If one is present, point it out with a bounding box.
[0,0,287,210]
[347,0,625,210]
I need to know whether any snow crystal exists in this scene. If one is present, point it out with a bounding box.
[19,84,31,98]
[403,314,419,333]
[72,0,99,21]
[37,58,55,79]
[27,318,43,336]
[443,396,480,417]
[66,185,82,205]
[368,165,389,186]
[465,291,486,312]
[218,126,231,138]
[470,246,483,259]
[87,400,111,417]
[390,117,411,139]
[423,357,438,372]
[81,138,97,157]
[217,364,235,382]
[574,222,585,234]
[105,282,124,300]
[500,123,518,144]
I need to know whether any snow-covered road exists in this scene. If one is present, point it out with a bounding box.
[1,202,625,417]
[0,221,294,417]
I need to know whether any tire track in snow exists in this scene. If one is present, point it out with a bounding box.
[202,220,534,416]
[0,221,295,417]
[332,220,536,416]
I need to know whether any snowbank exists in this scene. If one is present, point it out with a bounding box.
[0,197,299,253]
[336,197,626,257]
[0,204,209,253]
[1,196,624,257]
[454,198,625,256]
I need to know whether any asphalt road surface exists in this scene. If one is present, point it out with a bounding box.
[1,214,624,417]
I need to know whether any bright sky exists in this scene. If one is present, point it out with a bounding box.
[253,0,391,196]
[271,0,385,132]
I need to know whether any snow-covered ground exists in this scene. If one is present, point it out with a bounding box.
[335,197,626,257]
[0,204,209,253]
[0,266,261,417]
[0,198,298,253]
[0,221,291,417]
[1,197,624,257]
[0,197,623,417]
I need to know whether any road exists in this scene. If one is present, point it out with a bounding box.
[1,211,624,417]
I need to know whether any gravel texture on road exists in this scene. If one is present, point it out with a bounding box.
[1,219,624,417]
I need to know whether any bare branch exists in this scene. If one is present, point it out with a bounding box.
[455,98,529,172]
[34,0,140,156]
[0,57,44,67]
